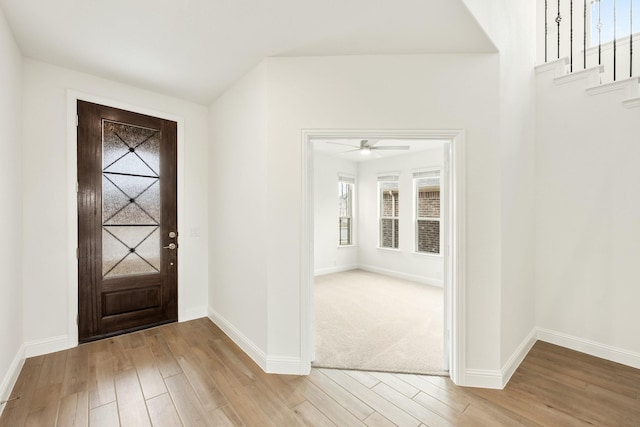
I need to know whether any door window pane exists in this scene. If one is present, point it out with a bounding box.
[102,120,161,278]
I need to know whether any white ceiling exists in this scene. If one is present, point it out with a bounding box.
[313,138,446,163]
[0,0,495,104]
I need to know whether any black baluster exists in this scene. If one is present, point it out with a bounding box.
[571,0,574,71]
[557,0,562,59]
[614,0,617,81]
[545,0,549,62]
[631,0,633,77]
[584,0,587,69]
[598,0,602,64]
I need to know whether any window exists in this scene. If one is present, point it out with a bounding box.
[338,175,355,246]
[589,0,640,47]
[378,176,399,249]
[414,170,441,254]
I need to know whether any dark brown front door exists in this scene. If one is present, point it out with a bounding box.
[77,100,178,342]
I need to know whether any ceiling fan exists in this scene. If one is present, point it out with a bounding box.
[325,139,410,156]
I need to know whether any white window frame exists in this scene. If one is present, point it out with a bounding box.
[414,169,442,255]
[338,174,355,246]
[378,175,400,249]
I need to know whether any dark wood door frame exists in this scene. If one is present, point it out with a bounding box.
[77,100,178,342]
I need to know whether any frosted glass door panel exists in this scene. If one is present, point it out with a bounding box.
[102,120,161,278]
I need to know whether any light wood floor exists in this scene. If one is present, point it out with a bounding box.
[1,318,640,426]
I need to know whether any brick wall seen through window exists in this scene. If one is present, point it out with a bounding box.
[415,172,440,254]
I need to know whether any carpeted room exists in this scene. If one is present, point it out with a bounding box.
[314,269,444,374]
[312,137,448,375]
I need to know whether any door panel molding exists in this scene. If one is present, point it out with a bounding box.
[66,90,186,349]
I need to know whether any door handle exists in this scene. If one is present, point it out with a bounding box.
[163,243,177,250]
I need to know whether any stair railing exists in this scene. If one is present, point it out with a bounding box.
[542,0,638,81]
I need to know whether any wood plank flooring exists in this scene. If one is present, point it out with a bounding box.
[1,318,640,426]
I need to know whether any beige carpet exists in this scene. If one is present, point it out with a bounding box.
[313,269,446,375]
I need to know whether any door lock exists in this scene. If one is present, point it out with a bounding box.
[169,231,177,238]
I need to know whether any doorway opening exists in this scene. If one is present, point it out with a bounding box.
[300,130,466,383]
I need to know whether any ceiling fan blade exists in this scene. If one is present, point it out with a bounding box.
[366,139,381,146]
[338,148,361,153]
[323,141,359,148]
[371,146,410,150]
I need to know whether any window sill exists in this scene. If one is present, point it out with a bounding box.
[413,251,442,258]
[337,244,356,249]
[377,246,400,252]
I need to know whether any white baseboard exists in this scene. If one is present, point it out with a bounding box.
[462,328,640,390]
[500,328,537,388]
[358,264,443,287]
[0,345,25,417]
[464,369,503,389]
[314,265,358,276]
[180,305,208,322]
[207,307,305,375]
[25,335,69,358]
[207,307,268,372]
[266,356,306,375]
[537,328,640,370]
[464,327,537,389]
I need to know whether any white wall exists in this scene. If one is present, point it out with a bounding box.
[210,54,502,375]
[21,59,209,351]
[264,54,501,372]
[536,65,640,364]
[358,149,444,285]
[208,61,269,357]
[313,152,358,275]
[463,0,538,377]
[0,6,24,406]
